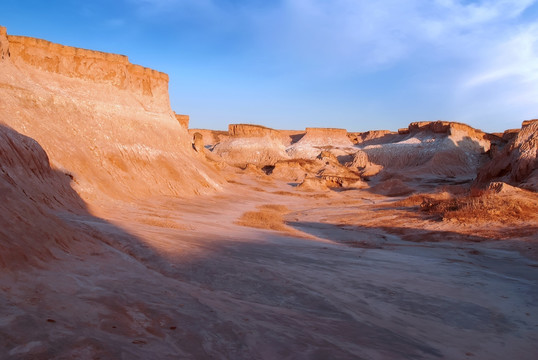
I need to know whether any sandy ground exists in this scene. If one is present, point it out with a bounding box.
[1,174,537,360]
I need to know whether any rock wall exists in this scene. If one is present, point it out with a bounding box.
[228,124,282,138]
[175,113,190,128]
[0,26,221,200]
[476,120,538,191]
[348,130,397,145]
[0,26,8,60]
[6,33,169,107]
[354,121,498,179]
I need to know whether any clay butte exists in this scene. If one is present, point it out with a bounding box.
[0,25,220,201]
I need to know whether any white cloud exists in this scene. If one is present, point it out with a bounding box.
[131,0,538,127]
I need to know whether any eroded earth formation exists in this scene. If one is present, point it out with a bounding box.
[1,26,537,359]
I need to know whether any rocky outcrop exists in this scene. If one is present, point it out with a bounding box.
[0,26,222,199]
[212,136,289,167]
[175,113,189,128]
[228,124,282,138]
[0,26,9,60]
[6,33,169,105]
[286,127,355,159]
[298,128,353,147]
[348,130,396,145]
[475,120,538,191]
[188,129,229,147]
[192,132,204,152]
[352,121,498,179]
[269,151,364,189]
[208,124,291,167]
[345,150,383,177]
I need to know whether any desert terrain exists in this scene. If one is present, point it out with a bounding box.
[1,26,537,359]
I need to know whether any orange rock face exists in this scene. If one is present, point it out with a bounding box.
[228,124,282,138]
[174,113,190,128]
[0,26,221,200]
[476,120,538,191]
[7,33,169,101]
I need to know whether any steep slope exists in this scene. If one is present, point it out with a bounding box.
[0,125,91,269]
[0,26,221,201]
[476,120,538,191]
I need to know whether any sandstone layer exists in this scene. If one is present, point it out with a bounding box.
[0,26,221,201]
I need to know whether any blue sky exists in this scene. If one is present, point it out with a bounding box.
[2,0,537,132]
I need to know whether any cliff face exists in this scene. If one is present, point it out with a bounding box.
[0,26,221,200]
[228,124,282,138]
[476,120,538,191]
[6,34,169,106]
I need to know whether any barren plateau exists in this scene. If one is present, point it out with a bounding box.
[0,26,537,360]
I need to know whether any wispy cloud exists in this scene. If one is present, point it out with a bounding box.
[128,0,538,127]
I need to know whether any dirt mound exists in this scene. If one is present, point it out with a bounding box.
[297,177,330,191]
[476,120,538,191]
[370,178,415,197]
[421,186,538,223]
[268,152,363,187]
[0,26,222,200]
[236,204,291,231]
[269,159,314,182]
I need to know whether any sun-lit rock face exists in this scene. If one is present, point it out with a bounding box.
[206,124,289,167]
[286,127,355,159]
[228,124,282,138]
[476,119,538,191]
[350,121,501,179]
[6,33,169,105]
[0,26,221,200]
[175,113,189,128]
[0,26,9,60]
[348,130,396,145]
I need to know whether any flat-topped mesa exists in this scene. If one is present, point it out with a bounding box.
[522,119,538,127]
[304,127,348,136]
[4,30,168,100]
[298,127,354,147]
[228,124,282,138]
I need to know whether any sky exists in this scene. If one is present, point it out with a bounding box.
[2,0,538,132]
